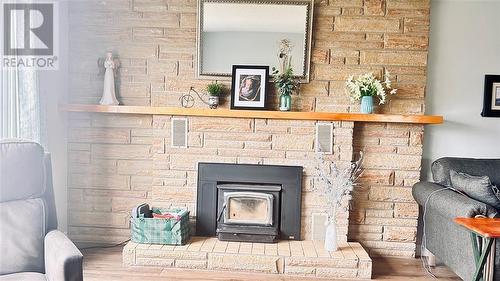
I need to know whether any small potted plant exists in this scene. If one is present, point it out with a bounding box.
[272,66,298,111]
[345,72,397,114]
[206,82,224,109]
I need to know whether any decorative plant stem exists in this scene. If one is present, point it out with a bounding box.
[273,39,299,111]
[314,153,364,223]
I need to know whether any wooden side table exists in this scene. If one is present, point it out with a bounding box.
[454,218,500,281]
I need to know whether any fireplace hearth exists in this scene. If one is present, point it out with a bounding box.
[196,163,302,242]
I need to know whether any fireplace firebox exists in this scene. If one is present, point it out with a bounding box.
[196,163,303,242]
[217,184,281,242]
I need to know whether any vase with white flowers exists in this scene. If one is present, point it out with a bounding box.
[345,72,397,114]
[314,153,363,251]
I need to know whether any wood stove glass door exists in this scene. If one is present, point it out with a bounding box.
[223,192,273,226]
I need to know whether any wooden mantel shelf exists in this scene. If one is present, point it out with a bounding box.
[60,104,443,124]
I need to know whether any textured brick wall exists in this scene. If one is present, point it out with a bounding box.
[67,0,430,257]
[67,112,354,243]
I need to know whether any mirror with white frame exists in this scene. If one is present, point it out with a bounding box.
[197,0,313,82]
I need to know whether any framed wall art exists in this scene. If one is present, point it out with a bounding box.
[481,75,500,117]
[230,65,269,110]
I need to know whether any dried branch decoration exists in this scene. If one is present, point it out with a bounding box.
[277,38,294,73]
[314,152,364,223]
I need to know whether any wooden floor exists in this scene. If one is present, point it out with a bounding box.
[83,246,461,281]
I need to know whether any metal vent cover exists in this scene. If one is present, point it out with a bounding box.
[171,117,188,148]
[316,122,333,154]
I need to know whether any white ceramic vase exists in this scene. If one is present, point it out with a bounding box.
[324,222,338,252]
[208,96,219,109]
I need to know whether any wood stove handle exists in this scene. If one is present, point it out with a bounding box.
[216,203,226,222]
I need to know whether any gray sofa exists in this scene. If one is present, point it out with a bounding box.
[0,140,83,281]
[413,157,500,280]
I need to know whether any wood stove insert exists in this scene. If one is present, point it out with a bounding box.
[196,163,303,242]
[216,184,281,243]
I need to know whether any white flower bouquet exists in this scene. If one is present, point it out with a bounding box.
[345,72,397,105]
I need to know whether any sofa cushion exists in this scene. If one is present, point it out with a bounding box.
[0,141,45,203]
[450,170,500,210]
[0,272,46,281]
[432,157,500,187]
[0,198,46,275]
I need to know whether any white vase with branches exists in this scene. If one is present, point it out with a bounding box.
[314,153,363,251]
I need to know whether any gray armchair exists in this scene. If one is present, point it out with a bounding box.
[0,140,83,281]
[413,157,500,280]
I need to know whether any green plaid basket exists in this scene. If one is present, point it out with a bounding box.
[131,208,190,245]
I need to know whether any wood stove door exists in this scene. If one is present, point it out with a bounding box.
[216,185,281,243]
[223,192,273,226]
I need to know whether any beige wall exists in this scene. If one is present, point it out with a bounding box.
[67,0,429,257]
[423,0,500,177]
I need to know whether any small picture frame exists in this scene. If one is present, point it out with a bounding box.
[230,65,269,110]
[481,75,500,117]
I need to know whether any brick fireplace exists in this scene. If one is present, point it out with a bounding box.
[68,116,356,243]
[67,0,431,262]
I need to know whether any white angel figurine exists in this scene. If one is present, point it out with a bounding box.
[98,51,120,105]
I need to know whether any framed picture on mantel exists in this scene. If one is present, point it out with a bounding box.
[481,75,500,117]
[230,65,269,110]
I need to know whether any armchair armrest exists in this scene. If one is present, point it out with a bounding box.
[44,230,83,281]
[412,181,498,219]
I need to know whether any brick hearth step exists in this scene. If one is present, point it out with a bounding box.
[123,237,372,279]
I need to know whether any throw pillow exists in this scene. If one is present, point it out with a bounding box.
[449,170,500,209]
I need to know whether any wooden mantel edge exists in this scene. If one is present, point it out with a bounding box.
[59,104,444,125]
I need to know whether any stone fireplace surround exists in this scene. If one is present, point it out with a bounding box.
[117,118,375,278]
[63,0,440,277]
[65,105,440,277]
